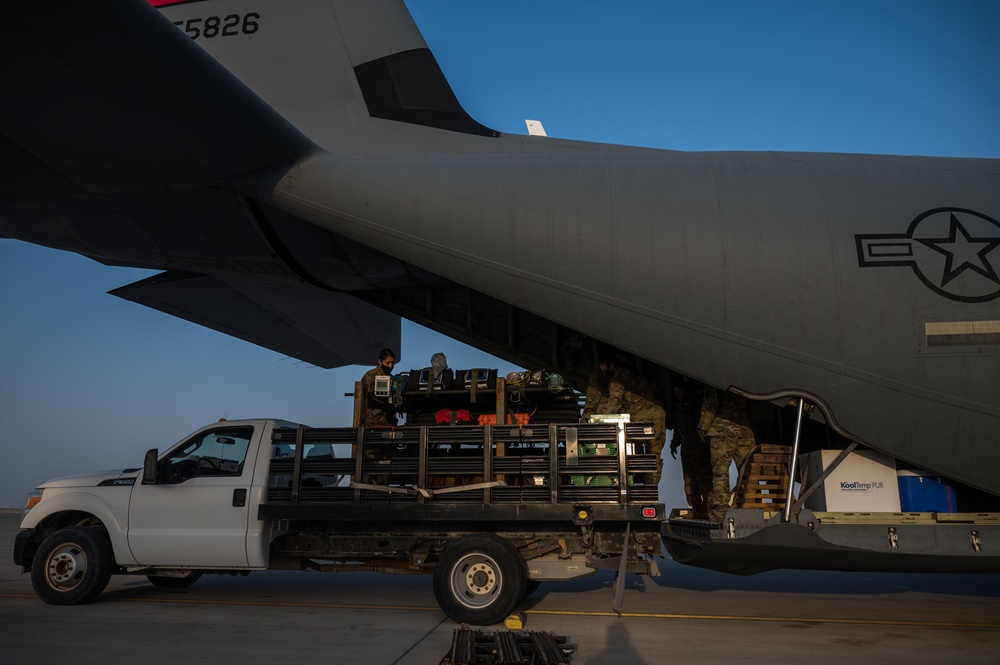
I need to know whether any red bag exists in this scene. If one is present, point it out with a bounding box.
[435,409,472,424]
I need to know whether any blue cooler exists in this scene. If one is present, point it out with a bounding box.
[896,470,957,512]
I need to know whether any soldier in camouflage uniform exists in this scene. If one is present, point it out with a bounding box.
[603,360,667,485]
[360,347,397,427]
[669,379,711,519]
[580,363,611,422]
[698,387,756,521]
[360,348,398,484]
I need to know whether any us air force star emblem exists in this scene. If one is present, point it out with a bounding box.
[855,208,1000,303]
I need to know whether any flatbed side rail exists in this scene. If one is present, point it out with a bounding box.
[266,422,659,507]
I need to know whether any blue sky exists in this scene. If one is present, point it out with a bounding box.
[1,0,998,508]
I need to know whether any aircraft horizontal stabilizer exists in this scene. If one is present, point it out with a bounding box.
[110,272,399,369]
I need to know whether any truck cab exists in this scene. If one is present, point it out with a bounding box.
[14,419,292,604]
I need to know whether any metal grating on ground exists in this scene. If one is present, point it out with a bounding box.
[441,624,574,664]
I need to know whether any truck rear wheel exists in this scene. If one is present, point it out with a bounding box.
[433,534,526,625]
[31,526,114,605]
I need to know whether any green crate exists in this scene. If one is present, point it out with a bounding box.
[579,442,617,457]
[569,474,633,486]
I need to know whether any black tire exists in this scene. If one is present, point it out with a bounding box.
[147,571,203,589]
[523,580,542,598]
[433,534,526,625]
[31,526,114,605]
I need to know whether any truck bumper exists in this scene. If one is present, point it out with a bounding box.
[13,529,34,569]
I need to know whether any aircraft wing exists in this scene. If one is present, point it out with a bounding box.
[110,272,399,369]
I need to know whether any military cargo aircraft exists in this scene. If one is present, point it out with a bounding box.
[1,0,997,572]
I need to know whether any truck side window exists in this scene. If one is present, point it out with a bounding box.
[162,426,253,483]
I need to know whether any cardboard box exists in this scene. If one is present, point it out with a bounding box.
[897,470,957,512]
[801,450,900,512]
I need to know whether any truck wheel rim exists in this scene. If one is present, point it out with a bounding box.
[451,554,500,609]
[46,543,87,590]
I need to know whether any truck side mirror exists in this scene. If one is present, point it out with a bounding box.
[142,448,159,485]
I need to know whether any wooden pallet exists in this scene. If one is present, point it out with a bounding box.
[734,444,793,510]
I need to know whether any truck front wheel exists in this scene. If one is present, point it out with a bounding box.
[433,534,526,625]
[31,526,114,605]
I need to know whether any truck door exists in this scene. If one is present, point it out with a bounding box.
[127,425,257,567]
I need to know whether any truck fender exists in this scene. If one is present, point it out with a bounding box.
[21,490,136,567]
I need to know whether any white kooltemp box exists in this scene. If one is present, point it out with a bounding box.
[800,450,901,512]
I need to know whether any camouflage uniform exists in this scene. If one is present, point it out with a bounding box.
[670,385,711,519]
[698,388,756,521]
[580,368,611,421]
[360,364,396,484]
[360,365,396,427]
[604,367,667,484]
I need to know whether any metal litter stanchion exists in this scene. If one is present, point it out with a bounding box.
[783,398,806,523]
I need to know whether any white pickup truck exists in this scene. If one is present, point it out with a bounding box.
[14,418,664,624]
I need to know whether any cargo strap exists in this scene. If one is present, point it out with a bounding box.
[611,521,631,616]
[350,480,506,499]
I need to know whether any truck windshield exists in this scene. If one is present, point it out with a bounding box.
[162,426,254,482]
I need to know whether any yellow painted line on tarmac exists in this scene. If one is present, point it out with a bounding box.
[3,593,997,629]
[526,608,1000,629]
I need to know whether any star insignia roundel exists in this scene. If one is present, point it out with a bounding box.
[855,208,1000,303]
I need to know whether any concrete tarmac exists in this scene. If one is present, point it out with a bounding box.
[1,509,998,664]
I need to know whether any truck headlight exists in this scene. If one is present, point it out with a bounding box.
[22,490,42,520]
